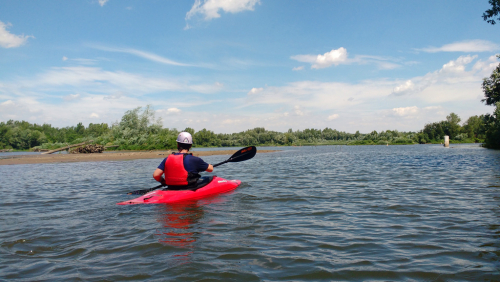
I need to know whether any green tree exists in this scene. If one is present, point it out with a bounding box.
[8,128,47,149]
[462,115,484,140]
[482,55,500,105]
[446,112,461,125]
[445,113,461,139]
[183,127,195,135]
[87,123,110,137]
[483,102,500,148]
[75,122,85,136]
[483,0,500,25]
[194,128,221,147]
[0,122,12,148]
[481,56,500,148]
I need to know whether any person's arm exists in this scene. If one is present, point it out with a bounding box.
[192,156,213,173]
[153,168,166,185]
[206,164,213,172]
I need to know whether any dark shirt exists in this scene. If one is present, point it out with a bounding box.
[157,153,209,174]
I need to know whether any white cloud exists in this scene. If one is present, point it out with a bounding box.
[393,80,415,95]
[291,47,348,69]
[222,118,241,124]
[391,55,495,100]
[472,55,500,76]
[190,82,224,94]
[0,21,32,48]
[439,55,477,73]
[392,106,419,116]
[292,66,304,71]
[248,87,263,95]
[63,93,80,101]
[423,106,441,111]
[31,66,189,94]
[186,0,260,21]
[387,106,446,121]
[61,56,98,65]
[103,92,124,100]
[356,55,400,70]
[155,107,183,119]
[90,113,99,118]
[98,0,108,7]
[240,54,496,132]
[1,100,14,106]
[417,40,499,53]
[167,108,181,114]
[246,80,392,111]
[291,48,402,70]
[293,105,304,116]
[72,58,99,65]
[327,114,339,120]
[91,45,192,67]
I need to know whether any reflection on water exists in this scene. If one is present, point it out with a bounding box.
[154,202,202,266]
[155,202,203,248]
[153,196,232,267]
[154,196,230,249]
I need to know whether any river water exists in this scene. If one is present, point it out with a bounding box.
[1,144,500,281]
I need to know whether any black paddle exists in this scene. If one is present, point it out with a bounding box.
[213,146,257,167]
[127,184,165,195]
[126,146,257,195]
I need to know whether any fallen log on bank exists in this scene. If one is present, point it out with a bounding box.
[71,144,105,154]
[41,140,94,155]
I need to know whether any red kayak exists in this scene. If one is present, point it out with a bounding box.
[117,176,241,205]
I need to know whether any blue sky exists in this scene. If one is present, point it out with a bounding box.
[0,0,498,133]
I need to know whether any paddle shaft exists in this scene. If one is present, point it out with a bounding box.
[127,184,165,195]
[213,160,228,167]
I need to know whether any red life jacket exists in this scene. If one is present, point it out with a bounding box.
[163,154,189,186]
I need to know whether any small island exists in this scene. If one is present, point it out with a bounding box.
[0,149,278,165]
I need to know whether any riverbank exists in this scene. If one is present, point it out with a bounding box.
[0,149,277,165]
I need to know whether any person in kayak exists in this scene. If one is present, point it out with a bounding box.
[153,132,214,190]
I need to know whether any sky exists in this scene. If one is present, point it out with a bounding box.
[0,0,499,134]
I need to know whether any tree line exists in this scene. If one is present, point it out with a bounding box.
[0,107,493,151]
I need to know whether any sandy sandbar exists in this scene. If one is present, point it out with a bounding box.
[0,150,277,165]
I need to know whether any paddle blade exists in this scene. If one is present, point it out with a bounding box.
[228,146,257,163]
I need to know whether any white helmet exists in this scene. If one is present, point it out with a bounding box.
[176,132,193,144]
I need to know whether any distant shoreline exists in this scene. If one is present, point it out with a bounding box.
[0,150,278,166]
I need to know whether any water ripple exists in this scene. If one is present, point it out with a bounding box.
[1,144,500,281]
